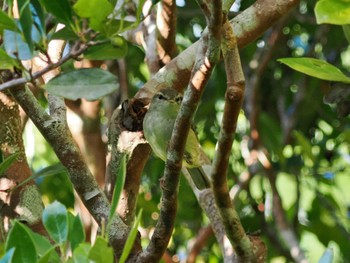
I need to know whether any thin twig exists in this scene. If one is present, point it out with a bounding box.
[0,41,91,92]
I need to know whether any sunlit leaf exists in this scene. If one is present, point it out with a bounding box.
[42,201,68,244]
[278,57,350,83]
[73,0,113,31]
[315,0,350,25]
[84,37,128,60]
[45,68,119,101]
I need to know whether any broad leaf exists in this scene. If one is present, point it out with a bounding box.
[0,10,18,31]
[30,231,59,262]
[3,29,32,60]
[51,26,79,41]
[40,0,74,28]
[5,221,36,263]
[42,201,68,244]
[45,68,119,101]
[88,237,113,263]
[71,243,91,263]
[315,0,350,25]
[73,0,113,31]
[0,49,20,69]
[0,152,19,176]
[84,37,128,60]
[278,57,350,83]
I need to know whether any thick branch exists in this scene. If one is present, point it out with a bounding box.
[136,0,299,98]
[156,0,177,66]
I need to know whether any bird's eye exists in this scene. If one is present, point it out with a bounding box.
[157,94,165,100]
[175,96,183,104]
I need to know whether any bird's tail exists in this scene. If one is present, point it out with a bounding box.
[186,165,211,190]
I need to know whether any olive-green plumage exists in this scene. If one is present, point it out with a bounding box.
[143,87,210,189]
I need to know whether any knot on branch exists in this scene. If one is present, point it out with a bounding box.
[121,98,150,131]
[226,84,245,102]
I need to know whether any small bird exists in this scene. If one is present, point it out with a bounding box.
[143,87,211,190]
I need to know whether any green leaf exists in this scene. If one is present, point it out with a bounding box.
[3,29,32,60]
[315,0,350,25]
[108,155,126,224]
[17,0,34,53]
[30,231,60,263]
[42,201,68,244]
[51,26,79,41]
[31,0,45,35]
[45,68,119,101]
[40,0,74,28]
[0,152,19,176]
[119,209,142,263]
[71,243,91,263]
[68,212,85,251]
[88,237,114,263]
[84,37,128,60]
[278,57,350,83]
[0,48,20,69]
[0,10,18,31]
[5,221,37,263]
[73,0,113,31]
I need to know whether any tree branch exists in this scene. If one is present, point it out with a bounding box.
[156,0,177,66]
[138,1,222,260]
[10,86,139,258]
[211,18,257,262]
[0,42,89,92]
[136,0,300,98]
